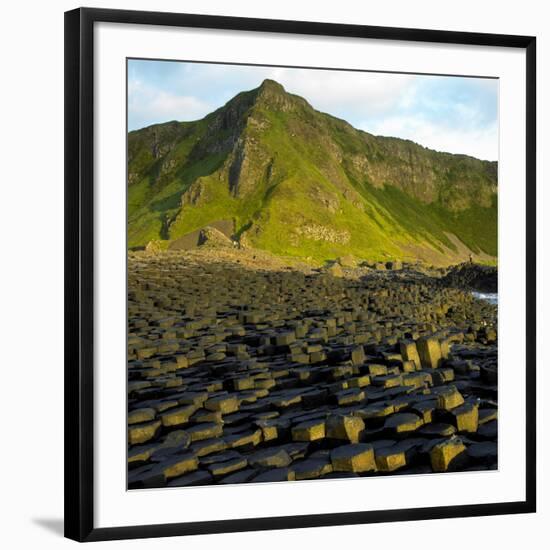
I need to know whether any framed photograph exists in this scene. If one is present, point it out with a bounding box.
[65,7,536,542]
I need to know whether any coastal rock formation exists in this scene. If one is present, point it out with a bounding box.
[127,251,498,489]
[441,263,497,293]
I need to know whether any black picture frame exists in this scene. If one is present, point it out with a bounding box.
[65,7,537,542]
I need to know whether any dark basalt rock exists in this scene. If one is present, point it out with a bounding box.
[441,263,497,293]
[127,253,497,488]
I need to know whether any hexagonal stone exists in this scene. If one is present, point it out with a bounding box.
[370,439,397,451]
[347,375,371,388]
[419,423,456,437]
[128,464,165,489]
[255,418,280,442]
[275,332,296,346]
[440,339,451,358]
[219,468,258,484]
[128,380,152,393]
[255,377,277,390]
[281,442,310,460]
[371,374,402,388]
[200,450,242,466]
[248,447,292,468]
[135,348,157,360]
[366,364,388,376]
[271,392,302,409]
[205,394,240,414]
[401,360,417,373]
[207,456,248,477]
[309,350,327,363]
[128,407,156,425]
[335,388,365,406]
[224,429,262,449]
[301,388,329,408]
[430,438,467,472]
[417,336,443,369]
[206,352,226,362]
[291,418,326,442]
[128,419,161,445]
[431,368,455,386]
[375,444,408,472]
[160,405,197,427]
[231,377,255,391]
[128,445,154,466]
[150,444,185,463]
[241,312,263,324]
[158,452,199,479]
[354,403,395,421]
[466,441,498,464]
[412,400,437,424]
[177,391,209,407]
[436,386,465,411]
[291,458,333,480]
[190,437,227,457]
[186,422,223,442]
[477,420,497,439]
[331,443,376,473]
[190,408,223,424]
[162,376,183,389]
[159,429,191,450]
[402,373,428,389]
[173,354,189,370]
[388,395,415,413]
[384,413,423,434]
[253,467,296,483]
[399,340,421,370]
[153,399,180,413]
[167,470,213,487]
[450,402,479,433]
[326,414,365,443]
[351,346,366,366]
[290,353,310,365]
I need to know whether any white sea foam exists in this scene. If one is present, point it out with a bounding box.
[472,292,498,305]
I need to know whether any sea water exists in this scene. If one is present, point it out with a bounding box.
[472,291,498,305]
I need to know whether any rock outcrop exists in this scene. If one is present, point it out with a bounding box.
[441,263,497,293]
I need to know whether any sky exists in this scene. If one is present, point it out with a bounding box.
[128,59,498,161]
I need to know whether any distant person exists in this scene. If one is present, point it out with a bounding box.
[469,253,473,264]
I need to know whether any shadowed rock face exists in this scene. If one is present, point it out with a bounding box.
[167,220,235,251]
[127,252,497,489]
[441,263,498,293]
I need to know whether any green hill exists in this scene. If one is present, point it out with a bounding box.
[127,79,497,265]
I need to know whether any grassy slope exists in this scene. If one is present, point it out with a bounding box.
[127,82,497,263]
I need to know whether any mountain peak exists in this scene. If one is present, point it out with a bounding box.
[253,79,304,112]
[128,80,498,263]
[257,79,286,94]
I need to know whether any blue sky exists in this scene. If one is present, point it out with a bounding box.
[128,59,498,161]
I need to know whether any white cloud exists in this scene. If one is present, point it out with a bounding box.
[261,68,417,118]
[127,62,498,160]
[146,92,210,120]
[362,116,498,161]
[170,64,418,118]
[128,79,213,128]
